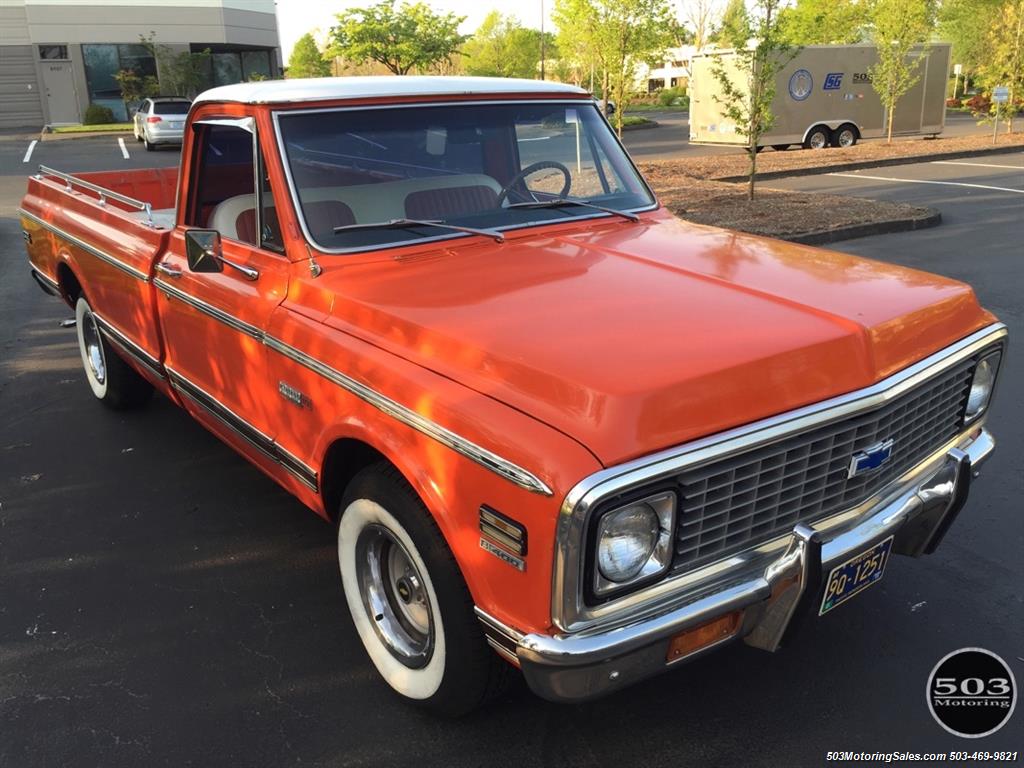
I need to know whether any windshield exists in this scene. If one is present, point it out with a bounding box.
[276,101,655,251]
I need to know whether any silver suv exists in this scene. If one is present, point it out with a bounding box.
[132,98,191,151]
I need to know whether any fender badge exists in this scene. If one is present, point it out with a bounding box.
[480,537,525,571]
[278,381,311,409]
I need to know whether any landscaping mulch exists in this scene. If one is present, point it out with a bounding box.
[648,177,938,243]
[640,132,1024,182]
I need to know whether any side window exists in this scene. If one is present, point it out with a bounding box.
[187,122,284,253]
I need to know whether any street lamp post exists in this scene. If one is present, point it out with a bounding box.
[540,0,546,80]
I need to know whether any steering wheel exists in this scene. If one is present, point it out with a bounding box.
[496,161,572,206]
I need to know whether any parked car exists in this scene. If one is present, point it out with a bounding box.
[21,76,1006,716]
[132,97,191,151]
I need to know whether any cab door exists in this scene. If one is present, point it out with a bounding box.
[155,117,293,480]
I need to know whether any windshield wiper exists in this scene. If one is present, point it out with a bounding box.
[506,198,640,222]
[333,217,504,243]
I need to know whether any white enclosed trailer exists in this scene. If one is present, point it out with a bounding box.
[689,43,951,150]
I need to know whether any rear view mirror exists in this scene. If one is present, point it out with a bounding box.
[185,229,224,273]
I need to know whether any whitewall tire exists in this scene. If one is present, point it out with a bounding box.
[74,296,153,409]
[336,464,508,715]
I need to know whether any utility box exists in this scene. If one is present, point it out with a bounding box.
[689,43,951,150]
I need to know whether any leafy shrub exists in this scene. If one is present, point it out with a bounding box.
[965,94,991,112]
[658,86,688,107]
[83,103,115,125]
[945,97,961,108]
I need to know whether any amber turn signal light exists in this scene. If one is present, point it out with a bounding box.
[666,611,742,663]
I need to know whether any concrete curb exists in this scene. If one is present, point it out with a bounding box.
[39,129,133,142]
[717,144,1024,182]
[781,208,942,245]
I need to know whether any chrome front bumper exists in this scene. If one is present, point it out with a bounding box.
[479,429,995,702]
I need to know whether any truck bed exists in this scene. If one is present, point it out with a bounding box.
[20,165,180,387]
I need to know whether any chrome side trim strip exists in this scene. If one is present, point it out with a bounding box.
[156,281,551,495]
[30,265,60,295]
[264,335,553,496]
[93,312,166,380]
[166,367,319,492]
[552,322,1008,632]
[154,278,264,340]
[19,208,150,282]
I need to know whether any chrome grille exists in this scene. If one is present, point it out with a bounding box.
[671,358,976,571]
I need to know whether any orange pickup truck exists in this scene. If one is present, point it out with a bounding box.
[21,77,1007,714]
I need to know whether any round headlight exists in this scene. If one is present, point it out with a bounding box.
[966,357,996,419]
[596,503,659,583]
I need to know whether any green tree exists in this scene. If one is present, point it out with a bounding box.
[779,0,871,45]
[140,33,211,97]
[938,0,999,84]
[463,12,548,78]
[554,0,674,136]
[113,68,159,113]
[979,0,1024,132]
[868,0,936,142]
[553,0,606,89]
[710,0,794,198]
[330,0,468,75]
[287,32,330,78]
[714,0,750,45]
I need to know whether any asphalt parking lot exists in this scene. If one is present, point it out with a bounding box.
[1,135,1022,767]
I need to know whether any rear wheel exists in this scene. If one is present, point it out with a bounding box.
[833,124,858,148]
[75,297,153,409]
[144,137,155,152]
[337,464,507,716]
[804,125,831,150]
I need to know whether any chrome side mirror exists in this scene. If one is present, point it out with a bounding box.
[184,229,259,281]
[185,229,224,273]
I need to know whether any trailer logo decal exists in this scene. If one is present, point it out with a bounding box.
[789,69,813,101]
[823,73,844,90]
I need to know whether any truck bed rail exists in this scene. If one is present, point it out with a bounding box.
[35,165,159,228]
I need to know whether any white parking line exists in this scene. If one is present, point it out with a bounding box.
[933,160,1024,170]
[118,137,130,159]
[22,140,37,163]
[829,172,1024,195]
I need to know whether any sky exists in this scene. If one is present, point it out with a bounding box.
[274,0,555,61]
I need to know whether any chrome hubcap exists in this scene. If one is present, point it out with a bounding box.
[810,132,827,149]
[81,311,106,385]
[355,524,433,668]
[839,130,855,147]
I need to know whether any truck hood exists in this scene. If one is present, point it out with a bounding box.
[321,212,992,466]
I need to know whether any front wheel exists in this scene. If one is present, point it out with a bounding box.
[75,297,153,409]
[337,464,507,716]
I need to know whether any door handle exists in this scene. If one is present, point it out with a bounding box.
[155,262,182,278]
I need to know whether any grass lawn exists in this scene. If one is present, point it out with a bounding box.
[625,103,688,113]
[621,116,655,128]
[50,123,133,134]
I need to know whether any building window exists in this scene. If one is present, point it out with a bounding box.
[196,46,274,87]
[82,43,157,121]
[38,45,69,60]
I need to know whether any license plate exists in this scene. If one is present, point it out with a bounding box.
[819,536,893,615]
[169,122,182,129]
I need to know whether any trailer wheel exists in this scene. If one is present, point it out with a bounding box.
[771,144,791,151]
[833,124,858,148]
[804,126,831,150]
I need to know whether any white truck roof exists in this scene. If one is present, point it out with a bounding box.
[193,76,589,106]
